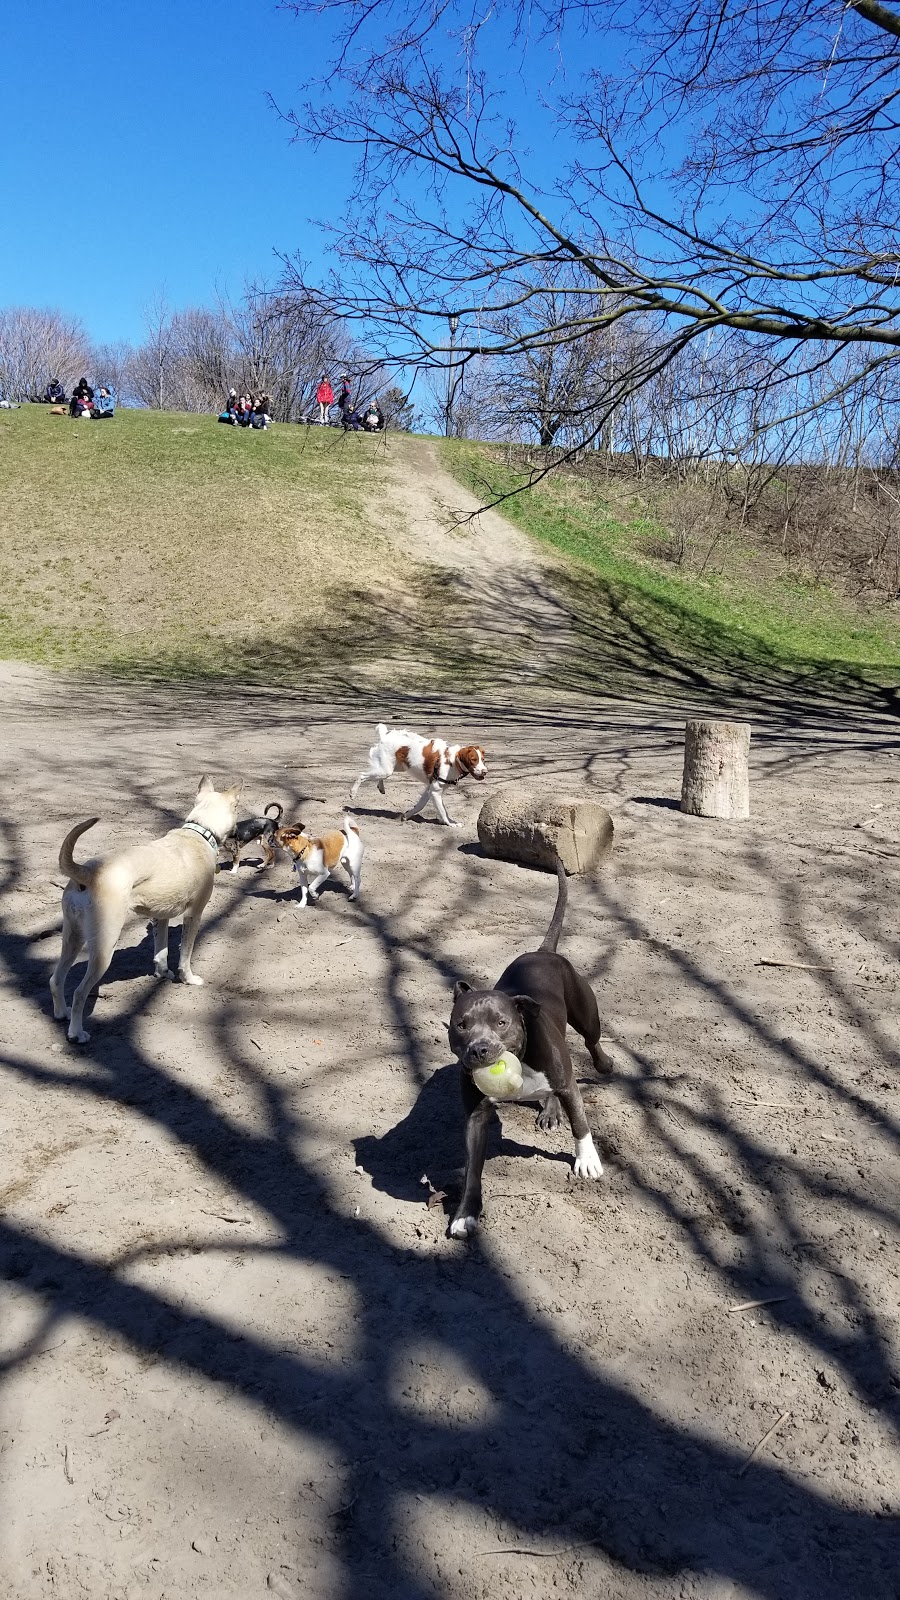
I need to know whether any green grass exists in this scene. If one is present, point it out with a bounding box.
[442,439,900,701]
[0,406,474,690]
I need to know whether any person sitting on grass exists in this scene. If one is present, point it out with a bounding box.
[218,388,239,424]
[364,399,384,432]
[91,387,115,419]
[69,377,94,417]
[250,393,271,429]
[44,378,66,404]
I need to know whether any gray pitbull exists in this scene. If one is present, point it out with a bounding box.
[447,859,613,1238]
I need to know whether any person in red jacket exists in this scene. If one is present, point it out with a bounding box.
[316,375,334,425]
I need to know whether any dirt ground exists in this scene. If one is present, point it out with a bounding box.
[1,452,900,1598]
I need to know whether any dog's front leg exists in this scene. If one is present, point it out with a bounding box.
[305,870,330,903]
[537,1091,563,1131]
[450,1079,496,1239]
[176,886,213,986]
[558,1084,604,1179]
[151,918,171,978]
[402,784,432,822]
[429,786,459,827]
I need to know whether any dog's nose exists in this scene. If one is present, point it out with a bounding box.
[470,1040,491,1062]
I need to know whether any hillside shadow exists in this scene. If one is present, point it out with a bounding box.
[2,746,900,1597]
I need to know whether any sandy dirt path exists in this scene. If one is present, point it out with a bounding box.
[356,435,577,693]
[1,446,900,1599]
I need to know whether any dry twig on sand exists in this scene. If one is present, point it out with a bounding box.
[755,959,831,971]
[727,1295,790,1315]
[737,1411,791,1477]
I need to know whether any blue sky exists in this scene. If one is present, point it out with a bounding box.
[0,1,614,347]
[0,1,357,343]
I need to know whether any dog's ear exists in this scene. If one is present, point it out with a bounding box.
[514,994,541,1022]
[453,981,472,1000]
[225,781,244,800]
[196,775,214,794]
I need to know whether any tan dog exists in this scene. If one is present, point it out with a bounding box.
[50,776,242,1044]
[275,816,363,907]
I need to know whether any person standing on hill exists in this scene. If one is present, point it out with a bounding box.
[336,375,352,427]
[316,374,334,425]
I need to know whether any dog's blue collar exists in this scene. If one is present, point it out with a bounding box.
[180,821,221,855]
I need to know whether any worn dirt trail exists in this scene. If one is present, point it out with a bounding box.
[1,435,899,1600]
[367,435,577,692]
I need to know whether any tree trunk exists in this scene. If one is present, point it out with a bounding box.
[681,720,751,819]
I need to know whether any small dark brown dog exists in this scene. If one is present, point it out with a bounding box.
[221,802,283,872]
[447,859,612,1238]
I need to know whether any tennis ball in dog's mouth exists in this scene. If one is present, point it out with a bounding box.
[472,1052,524,1099]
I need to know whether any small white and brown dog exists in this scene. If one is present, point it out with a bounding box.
[50,776,242,1044]
[275,816,363,907]
[350,723,487,826]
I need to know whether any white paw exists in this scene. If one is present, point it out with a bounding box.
[178,971,204,987]
[573,1135,604,1180]
[449,1215,479,1239]
[447,820,462,828]
[68,1026,91,1045]
[230,863,240,874]
[153,961,172,980]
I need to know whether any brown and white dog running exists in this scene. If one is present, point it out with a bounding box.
[349,723,486,826]
[275,816,363,907]
[50,776,242,1044]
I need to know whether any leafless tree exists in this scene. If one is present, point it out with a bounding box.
[0,306,91,400]
[89,340,137,404]
[129,292,179,410]
[276,0,900,458]
[125,284,367,420]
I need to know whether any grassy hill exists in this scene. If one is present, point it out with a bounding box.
[2,406,898,712]
[442,439,900,707]
[0,406,447,688]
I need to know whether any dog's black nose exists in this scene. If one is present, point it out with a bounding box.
[470,1040,491,1062]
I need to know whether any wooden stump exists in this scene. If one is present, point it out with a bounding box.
[681,720,751,819]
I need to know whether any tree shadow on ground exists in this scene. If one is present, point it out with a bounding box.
[1,747,900,1599]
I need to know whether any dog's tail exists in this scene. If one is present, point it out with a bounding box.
[376,722,391,742]
[539,857,568,953]
[59,818,100,888]
[264,802,283,823]
[342,813,361,836]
